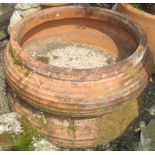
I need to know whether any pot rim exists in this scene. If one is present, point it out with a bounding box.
[10,6,147,81]
[120,4,155,20]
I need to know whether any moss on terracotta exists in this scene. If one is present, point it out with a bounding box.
[9,47,23,67]
[93,95,143,147]
[68,119,76,133]
[127,66,140,81]
[24,69,31,78]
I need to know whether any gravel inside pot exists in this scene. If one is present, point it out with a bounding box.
[24,39,116,69]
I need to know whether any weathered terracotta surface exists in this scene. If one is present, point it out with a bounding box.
[8,89,142,148]
[116,4,155,63]
[4,6,153,148]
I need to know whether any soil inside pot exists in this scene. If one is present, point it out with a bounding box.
[131,3,155,15]
[24,38,116,69]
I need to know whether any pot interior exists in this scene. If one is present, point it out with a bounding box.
[17,7,139,69]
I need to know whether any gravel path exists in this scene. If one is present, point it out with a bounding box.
[0,112,22,135]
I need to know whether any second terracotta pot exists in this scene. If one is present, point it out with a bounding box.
[116,3,155,64]
[40,3,70,9]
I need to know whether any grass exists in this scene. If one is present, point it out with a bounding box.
[131,3,142,9]
[12,118,41,151]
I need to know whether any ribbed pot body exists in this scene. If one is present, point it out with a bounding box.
[4,6,153,148]
[8,90,142,148]
[116,4,155,63]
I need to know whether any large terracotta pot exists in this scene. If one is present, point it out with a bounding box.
[4,6,152,148]
[116,4,155,64]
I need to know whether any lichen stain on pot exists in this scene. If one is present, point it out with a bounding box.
[5,6,153,148]
[94,98,140,147]
[127,66,140,81]
[68,119,76,141]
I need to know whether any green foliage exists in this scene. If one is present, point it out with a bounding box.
[131,3,142,9]
[0,118,42,151]
[13,119,41,151]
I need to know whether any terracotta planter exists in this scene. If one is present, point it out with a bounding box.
[116,4,155,64]
[4,6,152,148]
